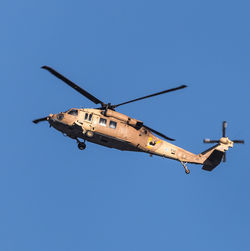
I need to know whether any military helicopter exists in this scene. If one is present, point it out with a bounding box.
[33,66,234,174]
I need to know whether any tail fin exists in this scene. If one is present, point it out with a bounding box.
[201,137,233,171]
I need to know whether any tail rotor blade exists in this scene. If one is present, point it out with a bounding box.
[223,152,226,162]
[203,139,219,143]
[233,140,245,144]
[223,121,227,137]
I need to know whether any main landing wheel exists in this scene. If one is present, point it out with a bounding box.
[78,142,86,150]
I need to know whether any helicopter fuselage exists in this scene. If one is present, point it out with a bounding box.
[49,108,210,166]
[34,66,234,174]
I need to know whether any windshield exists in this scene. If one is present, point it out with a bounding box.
[68,109,78,116]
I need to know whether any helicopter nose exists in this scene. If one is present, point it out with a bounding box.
[48,114,57,123]
[48,113,65,123]
[56,113,64,121]
[48,114,55,121]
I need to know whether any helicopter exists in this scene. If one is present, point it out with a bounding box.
[33,66,234,174]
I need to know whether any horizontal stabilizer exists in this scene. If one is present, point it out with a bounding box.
[202,150,224,171]
[200,137,233,171]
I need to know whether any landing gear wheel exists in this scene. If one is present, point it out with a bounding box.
[78,142,86,150]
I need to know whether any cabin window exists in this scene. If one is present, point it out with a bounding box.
[99,118,107,126]
[85,113,88,120]
[109,120,117,129]
[88,114,93,121]
[68,109,78,116]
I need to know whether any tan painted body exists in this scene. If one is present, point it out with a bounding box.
[49,108,234,173]
[34,66,235,174]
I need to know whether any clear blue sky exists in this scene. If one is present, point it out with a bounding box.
[1,0,250,250]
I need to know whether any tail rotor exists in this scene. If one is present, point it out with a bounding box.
[203,121,245,162]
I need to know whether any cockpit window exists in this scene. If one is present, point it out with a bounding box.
[68,109,78,116]
[57,113,64,121]
[88,114,93,121]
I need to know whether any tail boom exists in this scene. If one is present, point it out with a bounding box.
[147,136,234,173]
[176,137,234,171]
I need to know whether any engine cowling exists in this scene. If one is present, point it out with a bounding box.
[103,109,142,127]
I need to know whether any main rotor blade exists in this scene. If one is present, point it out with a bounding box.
[42,66,105,106]
[33,117,48,124]
[112,85,187,108]
[143,124,175,141]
